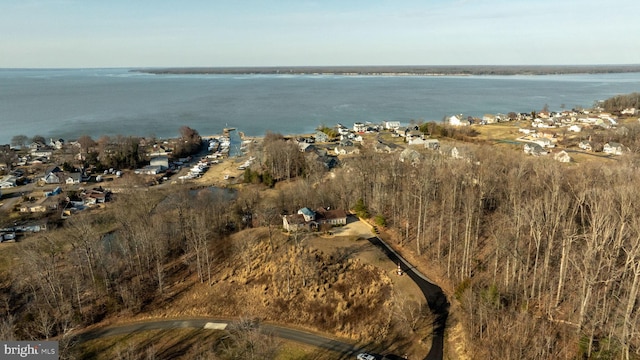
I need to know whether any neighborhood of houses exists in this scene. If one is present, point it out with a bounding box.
[1,105,638,242]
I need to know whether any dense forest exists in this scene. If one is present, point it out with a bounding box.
[2,126,640,359]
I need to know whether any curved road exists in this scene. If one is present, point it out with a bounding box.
[71,236,449,360]
[73,319,361,356]
[367,236,449,360]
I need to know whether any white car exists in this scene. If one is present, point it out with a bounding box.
[357,353,376,360]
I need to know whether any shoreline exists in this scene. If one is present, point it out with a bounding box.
[132,64,640,76]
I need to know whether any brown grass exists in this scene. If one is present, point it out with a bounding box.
[131,227,430,358]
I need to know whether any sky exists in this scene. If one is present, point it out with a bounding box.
[1,0,639,68]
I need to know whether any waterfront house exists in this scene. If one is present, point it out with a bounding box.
[353,122,367,133]
[449,115,469,126]
[384,121,401,130]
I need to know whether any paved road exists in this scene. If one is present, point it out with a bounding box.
[367,236,449,360]
[72,318,362,358]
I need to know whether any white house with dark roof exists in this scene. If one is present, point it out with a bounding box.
[384,121,401,130]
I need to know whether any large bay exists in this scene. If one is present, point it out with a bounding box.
[1,68,640,144]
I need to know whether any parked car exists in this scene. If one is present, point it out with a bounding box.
[357,353,376,360]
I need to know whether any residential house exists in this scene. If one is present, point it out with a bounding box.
[405,129,425,145]
[408,137,426,146]
[20,196,59,213]
[316,208,348,226]
[448,115,469,126]
[603,142,624,155]
[31,149,53,158]
[568,125,582,132]
[449,146,467,160]
[298,143,316,153]
[41,166,63,184]
[482,114,500,124]
[373,141,398,153]
[554,150,572,163]
[334,145,360,155]
[0,175,16,189]
[49,138,65,150]
[29,142,46,151]
[29,157,48,165]
[399,148,421,164]
[134,165,164,175]
[148,145,172,157]
[282,207,348,232]
[533,138,555,148]
[524,143,547,156]
[384,121,401,130]
[353,122,367,133]
[65,173,82,185]
[45,186,62,197]
[424,139,440,150]
[308,152,339,169]
[314,131,330,143]
[578,140,593,151]
[621,108,637,116]
[336,124,350,136]
[81,188,111,205]
[340,139,354,147]
[282,213,308,232]
[150,155,170,170]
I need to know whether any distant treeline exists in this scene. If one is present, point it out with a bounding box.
[134,64,640,76]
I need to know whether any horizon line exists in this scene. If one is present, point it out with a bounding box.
[2,63,640,70]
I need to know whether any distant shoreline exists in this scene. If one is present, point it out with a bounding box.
[133,65,640,76]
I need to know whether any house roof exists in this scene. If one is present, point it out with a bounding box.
[44,166,62,175]
[284,214,306,225]
[299,207,315,217]
[317,208,347,221]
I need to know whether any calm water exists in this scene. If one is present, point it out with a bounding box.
[1,68,640,144]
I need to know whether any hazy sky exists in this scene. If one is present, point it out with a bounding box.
[1,0,638,68]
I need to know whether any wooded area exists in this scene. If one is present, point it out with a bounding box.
[2,131,640,359]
